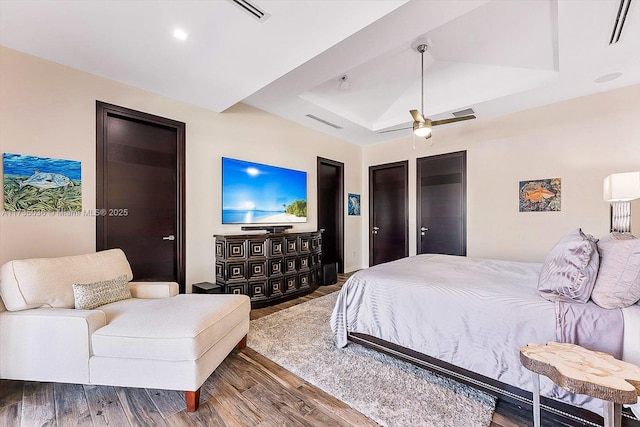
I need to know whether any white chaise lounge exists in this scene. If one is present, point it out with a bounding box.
[0,249,250,412]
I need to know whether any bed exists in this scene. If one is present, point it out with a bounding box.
[330,254,640,425]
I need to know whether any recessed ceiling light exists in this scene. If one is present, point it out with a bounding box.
[173,29,188,41]
[594,72,622,83]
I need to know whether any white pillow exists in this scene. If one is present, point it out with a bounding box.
[591,233,640,309]
[538,229,600,303]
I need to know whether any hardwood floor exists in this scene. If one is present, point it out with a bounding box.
[1,273,638,426]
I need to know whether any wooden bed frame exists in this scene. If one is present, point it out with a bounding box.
[348,332,640,427]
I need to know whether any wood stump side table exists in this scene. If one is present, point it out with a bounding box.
[520,342,640,427]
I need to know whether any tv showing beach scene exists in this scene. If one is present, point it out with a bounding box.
[222,157,307,224]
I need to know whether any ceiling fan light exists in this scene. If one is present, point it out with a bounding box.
[413,122,431,137]
[414,127,431,137]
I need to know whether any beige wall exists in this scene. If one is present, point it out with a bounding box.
[363,85,640,263]
[0,47,364,289]
[2,47,639,281]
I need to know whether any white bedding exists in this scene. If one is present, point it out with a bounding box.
[331,254,640,416]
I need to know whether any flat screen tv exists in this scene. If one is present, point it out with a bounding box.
[222,157,307,224]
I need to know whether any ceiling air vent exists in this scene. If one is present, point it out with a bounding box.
[229,0,271,22]
[452,108,475,118]
[305,114,343,130]
[610,0,632,44]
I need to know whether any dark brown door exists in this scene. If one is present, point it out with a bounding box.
[317,157,344,273]
[96,102,186,292]
[417,151,466,256]
[369,161,408,266]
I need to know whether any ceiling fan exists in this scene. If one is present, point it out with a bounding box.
[380,42,476,139]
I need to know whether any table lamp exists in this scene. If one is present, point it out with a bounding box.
[603,171,640,233]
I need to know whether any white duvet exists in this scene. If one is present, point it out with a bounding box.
[331,254,640,416]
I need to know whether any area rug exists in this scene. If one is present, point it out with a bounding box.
[248,292,496,427]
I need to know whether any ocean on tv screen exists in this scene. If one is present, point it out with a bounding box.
[222,209,306,224]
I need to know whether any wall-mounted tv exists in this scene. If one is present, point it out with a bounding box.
[222,157,307,224]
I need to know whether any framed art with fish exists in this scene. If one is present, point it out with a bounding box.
[519,177,561,212]
[3,153,82,212]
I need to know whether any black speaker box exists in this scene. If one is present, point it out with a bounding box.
[192,282,223,294]
[322,262,338,285]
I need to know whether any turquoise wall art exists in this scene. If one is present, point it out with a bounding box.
[348,193,360,216]
[3,153,82,212]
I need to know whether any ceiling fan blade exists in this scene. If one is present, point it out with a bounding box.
[431,115,476,126]
[410,110,424,123]
[378,126,413,134]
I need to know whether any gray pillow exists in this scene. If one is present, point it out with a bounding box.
[591,234,640,309]
[73,274,131,310]
[538,229,600,303]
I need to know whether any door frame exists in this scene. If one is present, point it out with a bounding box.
[416,150,467,256]
[369,160,409,266]
[96,101,187,292]
[316,157,344,273]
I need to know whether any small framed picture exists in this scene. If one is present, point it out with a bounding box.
[348,193,360,216]
[519,178,561,212]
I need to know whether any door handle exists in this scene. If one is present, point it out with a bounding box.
[421,227,429,236]
[163,235,175,241]
[372,226,379,235]
[373,226,380,230]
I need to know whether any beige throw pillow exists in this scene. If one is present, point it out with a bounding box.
[538,229,600,303]
[591,234,640,309]
[73,274,131,310]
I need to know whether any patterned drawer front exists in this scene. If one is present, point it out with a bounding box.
[299,236,311,253]
[310,253,322,267]
[297,255,310,271]
[215,261,225,281]
[268,258,283,276]
[248,260,266,279]
[284,257,297,274]
[249,240,266,258]
[310,267,320,286]
[298,272,310,289]
[215,240,225,258]
[249,280,268,300]
[227,283,248,295]
[285,237,298,255]
[311,236,320,251]
[284,274,297,293]
[226,240,246,259]
[269,277,284,297]
[227,262,246,281]
[268,238,284,257]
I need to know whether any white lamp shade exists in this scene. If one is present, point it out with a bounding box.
[603,171,640,202]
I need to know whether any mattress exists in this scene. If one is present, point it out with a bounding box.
[331,254,640,416]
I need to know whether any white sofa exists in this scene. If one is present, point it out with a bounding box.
[0,249,250,412]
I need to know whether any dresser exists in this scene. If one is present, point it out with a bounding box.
[214,231,322,308]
